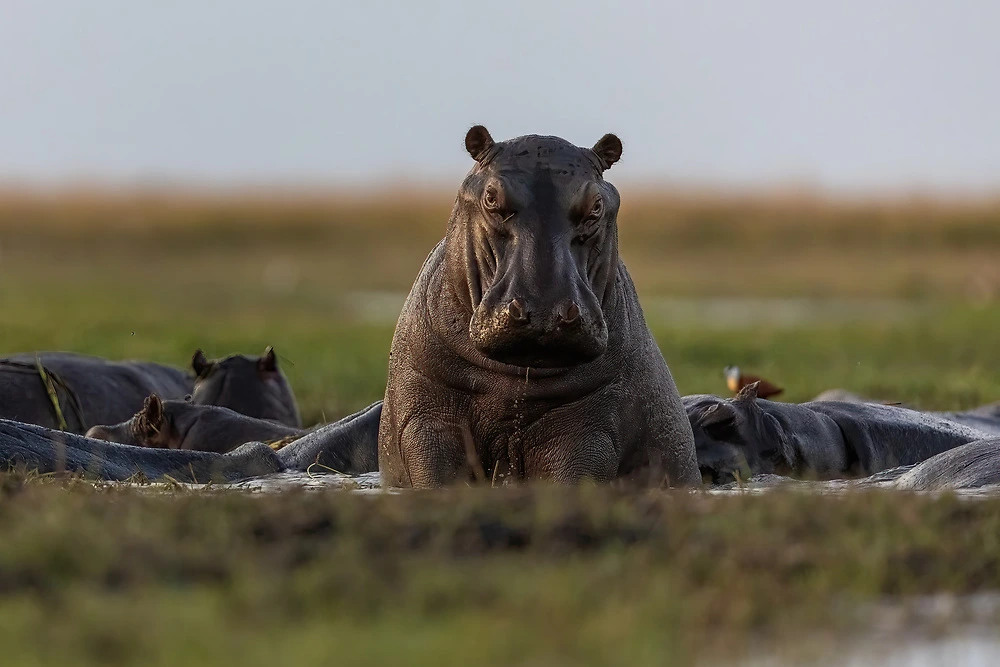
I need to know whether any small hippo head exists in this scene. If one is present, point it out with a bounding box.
[189,347,302,427]
[86,394,181,448]
[450,126,623,368]
[684,383,793,484]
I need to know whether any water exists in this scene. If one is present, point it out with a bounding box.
[728,593,1000,666]
[737,635,1000,667]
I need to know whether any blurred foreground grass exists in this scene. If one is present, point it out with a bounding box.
[1,189,1000,665]
[1,480,999,666]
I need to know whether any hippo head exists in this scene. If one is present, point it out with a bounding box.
[448,126,623,368]
[189,347,302,427]
[86,394,183,449]
[684,383,793,484]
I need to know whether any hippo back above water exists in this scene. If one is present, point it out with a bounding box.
[686,383,992,483]
[0,352,193,433]
[378,127,699,488]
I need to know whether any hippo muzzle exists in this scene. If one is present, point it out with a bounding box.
[469,237,608,368]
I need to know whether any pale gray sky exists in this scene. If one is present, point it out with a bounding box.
[2,0,998,191]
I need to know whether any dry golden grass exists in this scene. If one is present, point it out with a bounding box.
[1,186,999,299]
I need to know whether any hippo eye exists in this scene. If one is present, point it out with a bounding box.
[483,186,500,211]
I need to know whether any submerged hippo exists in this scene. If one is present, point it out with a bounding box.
[190,347,301,427]
[0,352,193,433]
[686,383,992,483]
[86,394,304,454]
[0,418,283,482]
[378,127,699,488]
[0,400,382,482]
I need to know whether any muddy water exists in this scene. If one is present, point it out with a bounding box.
[177,468,1000,499]
[729,593,1000,666]
[735,634,1000,667]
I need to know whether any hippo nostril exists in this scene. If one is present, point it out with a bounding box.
[507,299,528,323]
[559,301,580,325]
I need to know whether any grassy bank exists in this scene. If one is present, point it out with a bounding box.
[1,479,999,666]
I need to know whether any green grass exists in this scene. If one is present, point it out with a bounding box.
[1,190,1000,664]
[1,480,999,666]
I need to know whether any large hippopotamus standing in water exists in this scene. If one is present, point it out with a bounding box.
[377,127,700,488]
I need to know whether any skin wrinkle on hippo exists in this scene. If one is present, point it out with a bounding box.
[0,352,194,433]
[85,395,305,454]
[687,383,994,483]
[190,347,302,428]
[378,127,699,488]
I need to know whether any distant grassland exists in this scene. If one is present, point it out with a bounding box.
[1,188,999,422]
[2,187,999,298]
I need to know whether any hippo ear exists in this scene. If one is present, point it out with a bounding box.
[592,133,623,171]
[735,381,760,404]
[192,349,213,377]
[141,394,164,434]
[465,125,495,162]
[258,346,278,373]
[696,402,739,441]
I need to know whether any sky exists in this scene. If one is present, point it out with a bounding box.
[1,0,998,192]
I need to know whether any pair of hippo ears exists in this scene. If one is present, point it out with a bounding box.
[191,347,278,377]
[464,125,623,172]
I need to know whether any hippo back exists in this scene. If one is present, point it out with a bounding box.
[930,402,1000,436]
[0,352,193,433]
[0,419,281,482]
[804,401,990,474]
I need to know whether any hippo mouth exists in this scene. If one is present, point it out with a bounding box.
[478,338,604,368]
[470,318,608,369]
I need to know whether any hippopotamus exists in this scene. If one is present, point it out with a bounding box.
[273,401,382,475]
[85,394,304,454]
[894,438,1000,490]
[0,418,283,482]
[686,383,992,483]
[0,352,193,433]
[190,347,302,427]
[378,127,699,488]
[0,400,382,482]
